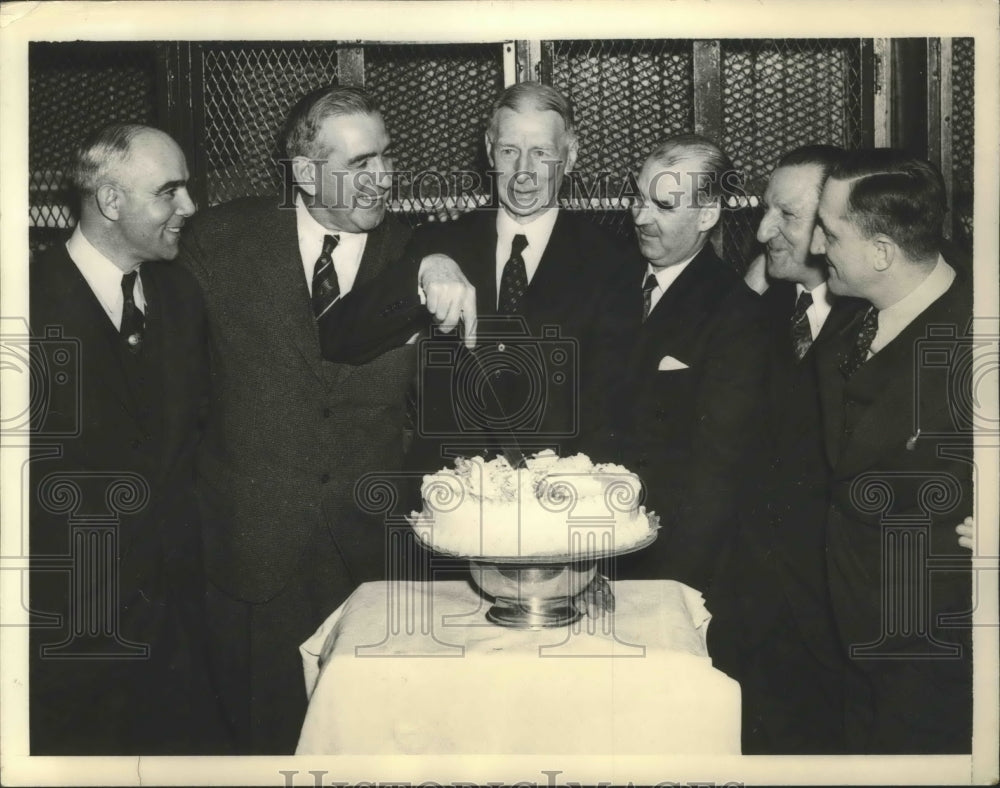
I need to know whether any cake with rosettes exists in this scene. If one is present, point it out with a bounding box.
[409,450,658,558]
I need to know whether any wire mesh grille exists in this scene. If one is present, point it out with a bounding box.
[951,37,974,249]
[364,43,504,211]
[29,42,157,235]
[548,39,694,219]
[720,39,864,268]
[201,43,340,205]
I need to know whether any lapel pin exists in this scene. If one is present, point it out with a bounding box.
[906,429,921,451]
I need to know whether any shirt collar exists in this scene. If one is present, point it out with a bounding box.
[645,247,700,294]
[872,255,955,353]
[796,279,833,321]
[295,193,366,247]
[496,206,559,259]
[65,226,145,320]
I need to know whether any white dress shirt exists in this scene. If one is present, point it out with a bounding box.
[296,195,369,296]
[795,280,834,340]
[494,207,560,303]
[871,255,956,355]
[644,250,699,316]
[65,226,145,330]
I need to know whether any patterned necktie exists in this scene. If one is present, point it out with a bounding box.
[311,234,340,318]
[498,234,529,314]
[790,290,814,362]
[840,305,879,377]
[642,273,658,322]
[120,268,144,354]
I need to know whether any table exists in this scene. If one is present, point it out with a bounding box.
[297,579,741,754]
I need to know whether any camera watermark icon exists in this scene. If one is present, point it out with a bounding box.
[914,319,999,436]
[1,320,81,437]
[418,318,579,439]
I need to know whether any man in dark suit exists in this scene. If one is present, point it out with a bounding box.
[402,82,628,466]
[178,85,475,753]
[590,135,768,592]
[29,124,225,753]
[707,145,864,753]
[811,149,973,753]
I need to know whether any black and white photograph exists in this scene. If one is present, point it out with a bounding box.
[1,1,997,785]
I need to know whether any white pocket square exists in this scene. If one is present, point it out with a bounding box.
[657,355,689,371]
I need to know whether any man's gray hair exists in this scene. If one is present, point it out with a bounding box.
[486,81,576,142]
[71,123,149,196]
[282,85,382,160]
[645,133,737,202]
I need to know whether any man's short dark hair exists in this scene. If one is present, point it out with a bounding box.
[486,81,575,142]
[776,144,845,193]
[645,133,737,202]
[282,85,381,160]
[830,148,946,260]
[72,123,150,196]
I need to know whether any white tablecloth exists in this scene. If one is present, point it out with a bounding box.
[297,579,740,755]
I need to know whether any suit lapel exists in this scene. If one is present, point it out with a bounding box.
[47,248,141,420]
[141,265,184,481]
[523,211,574,309]
[470,211,500,314]
[255,204,329,385]
[639,245,716,356]
[833,289,960,476]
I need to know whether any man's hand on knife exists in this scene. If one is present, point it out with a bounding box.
[418,253,477,349]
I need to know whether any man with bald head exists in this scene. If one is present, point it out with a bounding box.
[29,124,224,753]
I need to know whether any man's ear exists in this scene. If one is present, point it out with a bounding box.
[871,235,896,272]
[95,184,121,221]
[291,156,318,197]
[484,132,495,169]
[564,134,579,175]
[698,201,722,233]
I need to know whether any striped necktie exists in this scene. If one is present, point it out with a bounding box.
[311,234,340,318]
[790,290,814,361]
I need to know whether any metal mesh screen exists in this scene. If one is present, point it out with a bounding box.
[548,39,694,220]
[201,43,340,205]
[719,39,865,268]
[364,43,504,214]
[28,42,157,241]
[951,37,974,249]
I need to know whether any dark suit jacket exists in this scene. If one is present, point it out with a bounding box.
[179,197,415,605]
[317,208,632,541]
[709,281,864,671]
[589,243,769,591]
[815,268,973,753]
[399,209,629,464]
[29,244,219,754]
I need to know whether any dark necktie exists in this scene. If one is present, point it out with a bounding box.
[642,273,658,322]
[498,234,529,314]
[790,290,814,362]
[840,305,879,377]
[120,268,144,354]
[311,234,340,318]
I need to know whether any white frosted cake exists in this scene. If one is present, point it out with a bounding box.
[409,450,659,558]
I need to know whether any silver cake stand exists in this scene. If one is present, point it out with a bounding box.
[415,530,658,630]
